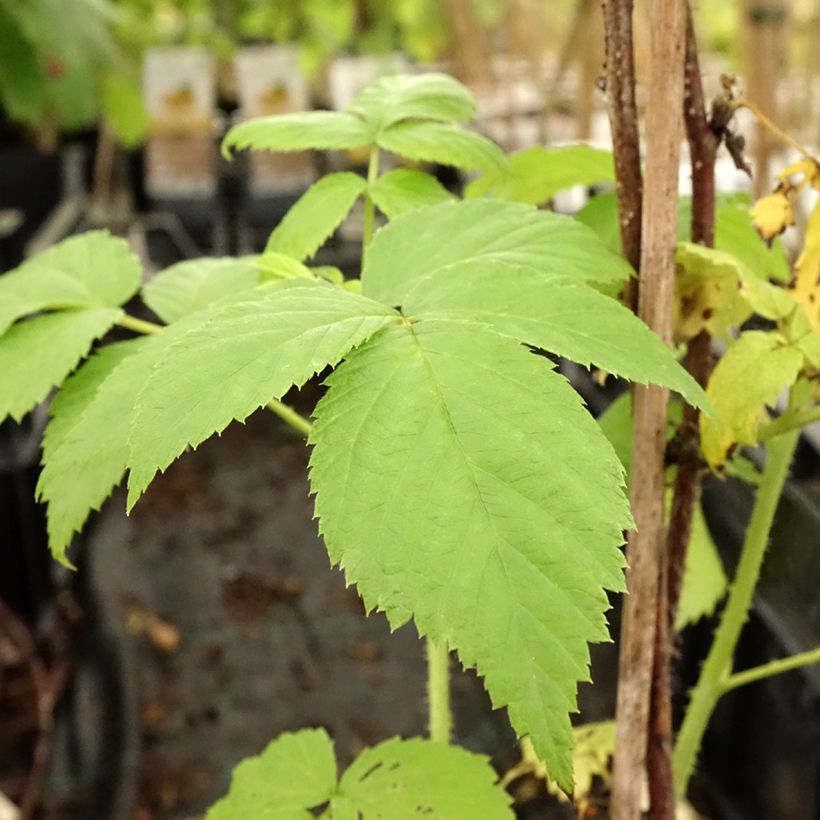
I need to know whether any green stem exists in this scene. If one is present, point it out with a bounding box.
[361,145,380,259]
[721,646,820,694]
[760,405,820,441]
[117,313,163,335]
[266,399,313,439]
[673,428,800,795]
[426,637,452,744]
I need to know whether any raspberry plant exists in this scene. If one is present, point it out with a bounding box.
[0,73,714,814]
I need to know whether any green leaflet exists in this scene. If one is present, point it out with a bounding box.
[265,172,367,261]
[578,193,791,283]
[258,253,313,283]
[362,200,633,305]
[0,230,140,334]
[595,394,727,631]
[206,729,512,820]
[333,737,512,818]
[0,307,121,423]
[348,72,475,129]
[100,69,149,149]
[675,505,728,630]
[142,257,262,324]
[222,110,372,157]
[369,168,455,219]
[126,279,399,505]
[466,145,615,205]
[36,338,147,566]
[376,120,507,175]
[207,729,336,820]
[700,331,804,468]
[310,320,630,792]
[402,260,708,409]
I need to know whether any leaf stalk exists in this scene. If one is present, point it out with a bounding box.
[426,637,452,744]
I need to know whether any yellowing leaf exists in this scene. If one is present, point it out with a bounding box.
[790,200,820,331]
[750,191,793,243]
[700,331,804,468]
[674,243,751,341]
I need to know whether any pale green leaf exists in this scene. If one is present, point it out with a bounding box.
[675,505,727,630]
[37,338,146,566]
[739,272,799,321]
[700,331,804,468]
[596,393,633,475]
[126,280,399,505]
[376,121,507,175]
[369,168,454,219]
[222,111,372,158]
[575,192,622,254]
[0,231,141,335]
[362,200,633,306]
[100,69,149,149]
[466,145,615,205]
[796,331,820,368]
[266,172,367,261]
[258,253,313,283]
[335,737,513,819]
[310,320,630,792]
[142,257,261,324]
[0,308,121,423]
[402,261,708,409]
[206,729,337,820]
[349,72,475,130]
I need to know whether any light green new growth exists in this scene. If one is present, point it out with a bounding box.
[265,172,368,261]
[369,168,455,219]
[466,144,615,204]
[206,728,513,820]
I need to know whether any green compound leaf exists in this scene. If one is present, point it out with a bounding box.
[142,257,262,324]
[265,172,367,261]
[675,505,727,630]
[334,737,513,819]
[37,338,147,566]
[222,111,372,157]
[126,280,399,505]
[369,168,455,219]
[349,72,476,130]
[700,331,804,468]
[310,320,631,792]
[402,261,708,410]
[376,121,507,175]
[0,231,141,335]
[466,145,615,205]
[205,730,511,820]
[362,200,633,306]
[206,729,337,820]
[0,308,121,423]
